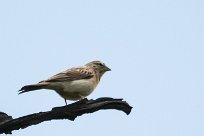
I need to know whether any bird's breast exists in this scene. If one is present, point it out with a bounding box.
[61,77,98,96]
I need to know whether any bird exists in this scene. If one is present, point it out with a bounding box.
[19,61,111,105]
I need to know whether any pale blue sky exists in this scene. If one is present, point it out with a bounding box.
[0,0,204,136]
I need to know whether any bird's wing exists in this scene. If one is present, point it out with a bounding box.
[39,67,94,83]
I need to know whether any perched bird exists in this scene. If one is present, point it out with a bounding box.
[19,61,111,105]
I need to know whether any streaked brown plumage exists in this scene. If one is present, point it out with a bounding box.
[19,61,111,105]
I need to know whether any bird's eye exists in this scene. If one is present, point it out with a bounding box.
[99,63,103,66]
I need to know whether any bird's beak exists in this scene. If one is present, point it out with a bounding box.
[105,66,111,71]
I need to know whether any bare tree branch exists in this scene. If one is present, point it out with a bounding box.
[0,97,132,134]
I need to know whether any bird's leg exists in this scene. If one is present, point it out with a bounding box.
[79,95,85,101]
[64,99,67,105]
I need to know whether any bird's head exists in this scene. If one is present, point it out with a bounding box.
[86,61,111,77]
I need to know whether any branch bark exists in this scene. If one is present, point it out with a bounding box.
[0,97,132,134]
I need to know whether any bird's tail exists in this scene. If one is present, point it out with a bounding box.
[18,84,46,94]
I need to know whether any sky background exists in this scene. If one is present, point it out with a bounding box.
[0,0,204,136]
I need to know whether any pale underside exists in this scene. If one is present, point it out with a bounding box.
[42,77,98,100]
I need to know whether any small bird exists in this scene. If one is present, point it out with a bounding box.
[19,61,111,105]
